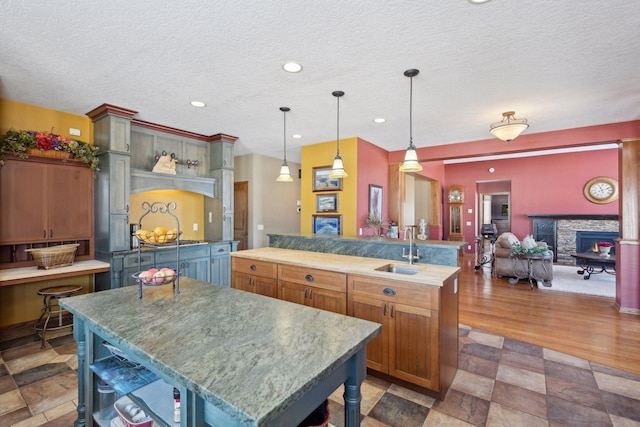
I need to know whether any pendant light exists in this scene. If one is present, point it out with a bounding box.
[276,107,294,182]
[328,90,348,179]
[399,69,423,172]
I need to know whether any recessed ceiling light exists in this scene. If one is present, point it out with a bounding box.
[282,62,303,73]
[292,134,302,139]
[190,101,206,107]
[468,0,491,3]
[373,118,386,123]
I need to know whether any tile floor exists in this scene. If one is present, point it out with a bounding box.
[1,323,640,427]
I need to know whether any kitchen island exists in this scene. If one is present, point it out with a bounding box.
[60,277,381,427]
[231,248,460,400]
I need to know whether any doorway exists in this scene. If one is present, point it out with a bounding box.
[477,180,511,236]
[234,181,248,250]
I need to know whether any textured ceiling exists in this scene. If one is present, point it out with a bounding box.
[1,0,639,163]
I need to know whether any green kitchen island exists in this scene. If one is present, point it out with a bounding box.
[60,278,381,427]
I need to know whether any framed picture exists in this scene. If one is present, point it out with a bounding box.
[312,166,343,192]
[316,193,338,212]
[312,215,342,235]
[369,184,383,218]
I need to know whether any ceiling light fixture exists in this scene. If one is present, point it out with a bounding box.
[399,69,423,172]
[190,101,206,107]
[328,91,348,179]
[373,118,386,123]
[276,107,294,182]
[282,62,303,73]
[489,111,529,142]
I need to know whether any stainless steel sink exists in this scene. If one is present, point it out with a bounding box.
[375,264,420,275]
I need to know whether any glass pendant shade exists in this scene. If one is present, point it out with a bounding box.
[276,163,293,182]
[329,90,348,179]
[276,106,293,182]
[399,145,423,172]
[489,111,529,142]
[328,155,348,178]
[400,69,423,172]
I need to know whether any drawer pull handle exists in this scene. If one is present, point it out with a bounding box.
[383,288,396,296]
[305,274,314,282]
[250,264,257,270]
[304,288,308,298]
[217,248,225,252]
[383,303,387,316]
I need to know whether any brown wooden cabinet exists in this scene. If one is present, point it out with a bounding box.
[278,265,347,315]
[348,275,439,390]
[231,257,278,298]
[0,157,94,267]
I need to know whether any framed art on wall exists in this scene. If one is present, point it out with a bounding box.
[312,215,342,235]
[313,166,343,192]
[369,184,383,218]
[316,193,338,212]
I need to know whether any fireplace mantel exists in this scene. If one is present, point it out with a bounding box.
[528,214,619,220]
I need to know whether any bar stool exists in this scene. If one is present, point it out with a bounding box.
[34,285,82,348]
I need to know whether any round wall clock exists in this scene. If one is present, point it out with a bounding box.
[583,176,618,204]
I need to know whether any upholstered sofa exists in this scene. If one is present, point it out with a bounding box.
[494,232,553,287]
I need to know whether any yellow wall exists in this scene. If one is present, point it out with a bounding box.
[130,190,205,240]
[301,138,358,236]
[0,98,93,142]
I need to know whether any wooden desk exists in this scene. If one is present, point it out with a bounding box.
[571,252,616,280]
[0,260,110,287]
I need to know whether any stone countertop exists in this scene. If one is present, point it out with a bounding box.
[268,233,466,248]
[60,279,381,426]
[231,247,460,287]
[0,260,111,287]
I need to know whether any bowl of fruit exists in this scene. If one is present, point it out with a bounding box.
[134,226,181,245]
[134,267,178,286]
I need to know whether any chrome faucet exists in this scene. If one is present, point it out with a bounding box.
[402,227,420,265]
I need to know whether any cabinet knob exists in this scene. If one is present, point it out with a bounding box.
[383,287,396,296]
[305,274,314,282]
[250,264,257,270]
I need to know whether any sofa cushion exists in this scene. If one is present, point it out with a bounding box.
[496,232,519,249]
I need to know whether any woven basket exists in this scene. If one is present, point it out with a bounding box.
[25,244,79,269]
[26,147,71,160]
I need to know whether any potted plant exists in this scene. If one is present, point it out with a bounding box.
[364,212,388,238]
[597,241,613,256]
[1,129,100,174]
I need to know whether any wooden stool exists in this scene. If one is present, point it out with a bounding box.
[34,285,82,348]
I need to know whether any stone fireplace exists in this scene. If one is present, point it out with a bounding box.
[529,215,619,265]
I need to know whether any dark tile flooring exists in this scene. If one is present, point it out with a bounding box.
[1,323,640,426]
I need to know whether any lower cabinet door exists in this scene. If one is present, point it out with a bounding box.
[181,257,210,282]
[279,281,307,305]
[388,303,438,390]
[254,276,278,298]
[349,294,388,373]
[232,272,253,292]
[309,287,347,315]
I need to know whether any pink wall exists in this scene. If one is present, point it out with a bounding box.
[357,138,390,233]
[444,148,619,249]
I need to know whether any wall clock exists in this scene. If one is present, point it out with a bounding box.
[447,185,464,241]
[583,176,618,204]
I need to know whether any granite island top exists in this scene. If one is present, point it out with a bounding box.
[231,247,460,287]
[60,278,381,426]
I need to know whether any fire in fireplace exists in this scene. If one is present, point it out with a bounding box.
[575,231,618,258]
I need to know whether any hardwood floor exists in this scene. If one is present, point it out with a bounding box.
[458,254,640,376]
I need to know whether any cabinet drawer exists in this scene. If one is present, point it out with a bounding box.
[232,258,277,279]
[211,243,230,255]
[123,252,154,269]
[279,265,346,293]
[348,275,438,309]
[156,245,210,263]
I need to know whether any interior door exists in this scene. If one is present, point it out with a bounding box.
[234,181,248,250]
